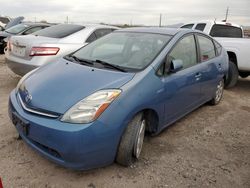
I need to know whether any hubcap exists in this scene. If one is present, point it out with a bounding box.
[134,119,146,159]
[215,80,224,102]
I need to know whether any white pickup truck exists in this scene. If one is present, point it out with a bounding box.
[181,21,250,88]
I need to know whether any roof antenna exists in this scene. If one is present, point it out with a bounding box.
[222,7,229,22]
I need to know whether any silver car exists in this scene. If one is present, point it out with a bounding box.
[5,24,118,75]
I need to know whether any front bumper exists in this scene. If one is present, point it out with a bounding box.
[8,90,121,170]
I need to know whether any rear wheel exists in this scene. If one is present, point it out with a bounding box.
[225,61,238,88]
[116,113,146,166]
[210,79,224,105]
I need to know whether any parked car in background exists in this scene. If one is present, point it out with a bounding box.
[0,16,11,30]
[4,16,24,30]
[0,21,51,54]
[181,21,250,88]
[5,24,118,76]
[9,27,228,170]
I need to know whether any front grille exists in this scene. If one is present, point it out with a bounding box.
[17,93,60,118]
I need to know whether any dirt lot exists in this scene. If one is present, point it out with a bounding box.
[0,55,249,188]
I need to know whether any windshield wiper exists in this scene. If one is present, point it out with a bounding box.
[67,55,94,66]
[94,59,127,72]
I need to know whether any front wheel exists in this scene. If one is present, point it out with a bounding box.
[116,113,146,166]
[210,79,224,105]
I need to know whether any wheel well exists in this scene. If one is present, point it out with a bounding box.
[227,51,238,66]
[142,109,159,134]
[223,75,226,83]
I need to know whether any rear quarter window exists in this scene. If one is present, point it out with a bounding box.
[181,24,194,29]
[32,24,85,38]
[95,29,114,39]
[210,24,242,38]
[195,23,206,31]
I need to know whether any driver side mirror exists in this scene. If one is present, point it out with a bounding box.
[169,59,183,73]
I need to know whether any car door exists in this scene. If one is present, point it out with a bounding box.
[161,34,204,124]
[195,34,222,100]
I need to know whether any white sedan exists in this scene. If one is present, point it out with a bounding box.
[5,24,119,75]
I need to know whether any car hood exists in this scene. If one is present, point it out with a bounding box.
[18,59,135,114]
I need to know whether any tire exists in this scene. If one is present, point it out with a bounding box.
[225,61,239,88]
[239,72,249,78]
[210,79,224,105]
[116,113,146,166]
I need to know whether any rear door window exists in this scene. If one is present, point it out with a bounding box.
[181,24,194,29]
[197,35,216,61]
[32,24,85,38]
[210,24,242,38]
[195,23,206,31]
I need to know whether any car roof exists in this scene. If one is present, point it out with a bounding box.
[84,24,119,29]
[20,22,52,27]
[53,23,119,30]
[115,27,190,35]
[181,20,241,28]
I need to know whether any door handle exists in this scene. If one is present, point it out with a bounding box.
[195,73,202,80]
[218,63,222,70]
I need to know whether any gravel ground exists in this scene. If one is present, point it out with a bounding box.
[0,55,249,188]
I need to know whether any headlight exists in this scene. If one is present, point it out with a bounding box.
[16,68,38,93]
[61,89,121,124]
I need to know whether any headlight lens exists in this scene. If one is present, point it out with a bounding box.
[61,89,121,124]
[16,68,38,93]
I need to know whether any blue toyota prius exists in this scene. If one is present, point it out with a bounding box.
[8,28,228,170]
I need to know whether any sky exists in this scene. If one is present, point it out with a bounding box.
[0,0,249,26]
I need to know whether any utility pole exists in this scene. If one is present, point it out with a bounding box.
[225,7,229,22]
[66,16,69,24]
[159,14,162,27]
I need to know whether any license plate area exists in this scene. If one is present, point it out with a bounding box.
[12,112,29,136]
[12,45,26,57]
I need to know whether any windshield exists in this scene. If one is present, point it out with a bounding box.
[5,24,28,34]
[32,24,85,38]
[72,32,172,71]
